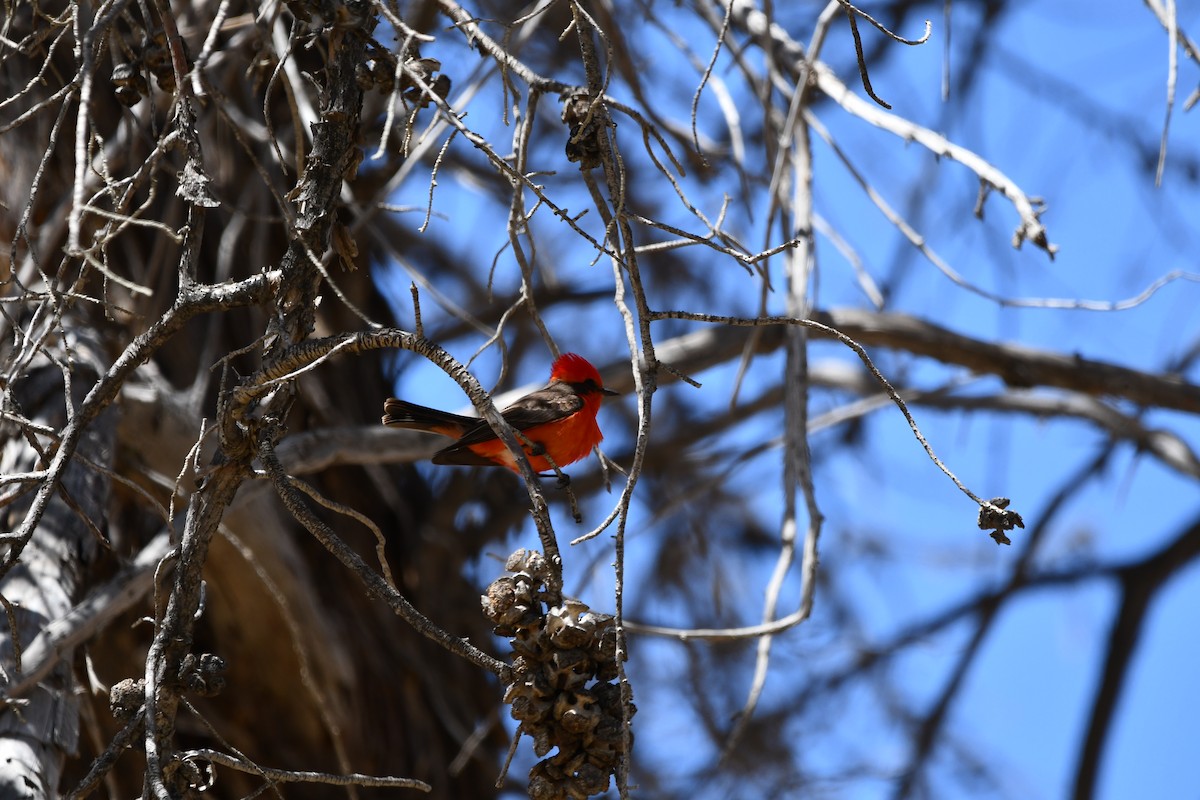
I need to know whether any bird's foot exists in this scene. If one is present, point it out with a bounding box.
[535,471,572,489]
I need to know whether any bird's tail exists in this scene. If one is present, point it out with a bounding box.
[381,399,479,439]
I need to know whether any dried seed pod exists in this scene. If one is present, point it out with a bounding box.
[511,693,551,723]
[480,579,513,622]
[561,92,609,170]
[142,30,177,92]
[545,598,598,643]
[546,648,592,691]
[109,677,145,721]
[555,690,599,735]
[112,62,149,106]
[491,549,633,798]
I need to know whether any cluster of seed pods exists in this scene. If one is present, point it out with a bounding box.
[482,549,632,800]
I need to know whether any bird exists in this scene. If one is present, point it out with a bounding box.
[382,353,617,476]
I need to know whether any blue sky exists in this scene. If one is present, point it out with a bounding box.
[380,2,1200,797]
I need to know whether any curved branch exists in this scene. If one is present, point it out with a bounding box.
[235,328,566,591]
[257,427,510,681]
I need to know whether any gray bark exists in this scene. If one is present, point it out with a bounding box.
[0,325,112,799]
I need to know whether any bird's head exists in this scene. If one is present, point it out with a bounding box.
[550,353,618,396]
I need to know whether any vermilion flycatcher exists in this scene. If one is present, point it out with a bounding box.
[381,353,617,474]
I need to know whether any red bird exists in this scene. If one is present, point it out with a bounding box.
[382,353,617,474]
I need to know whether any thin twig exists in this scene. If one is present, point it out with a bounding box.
[1155,0,1177,186]
[648,310,1022,529]
[182,748,431,791]
[288,475,398,590]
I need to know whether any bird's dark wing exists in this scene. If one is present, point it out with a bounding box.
[438,383,584,450]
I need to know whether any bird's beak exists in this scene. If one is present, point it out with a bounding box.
[601,387,619,396]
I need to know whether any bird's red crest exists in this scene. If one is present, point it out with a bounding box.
[550,352,603,385]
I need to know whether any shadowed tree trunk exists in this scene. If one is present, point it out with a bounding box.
[0,2,504,797]
[0,324,110,796]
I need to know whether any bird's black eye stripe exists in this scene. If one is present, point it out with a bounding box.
[572,379,600,393]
